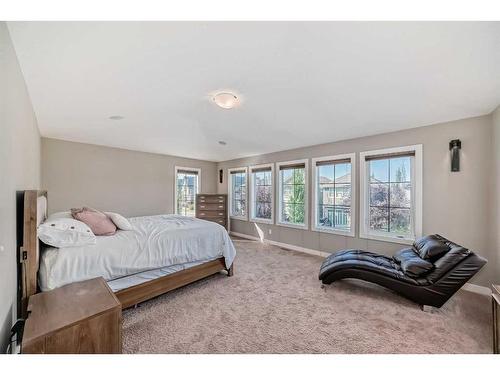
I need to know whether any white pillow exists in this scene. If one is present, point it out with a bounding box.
[48,211,72,220]
[38,217,96,248]
[105,212,133,231]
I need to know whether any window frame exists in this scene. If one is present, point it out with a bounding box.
[249,163,275,224]
[228,166,248,221]
[311,153,356,237]
[276,159,309,230]
[359,144,423,245]
[174,166,201,216]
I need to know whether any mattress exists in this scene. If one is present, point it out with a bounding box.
[39,215,236,291]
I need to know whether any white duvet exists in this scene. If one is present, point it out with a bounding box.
[39,215,236,291]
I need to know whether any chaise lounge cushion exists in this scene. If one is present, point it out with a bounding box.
[393,248,434,278]
[413,234,449,260]
[319,249,421,285]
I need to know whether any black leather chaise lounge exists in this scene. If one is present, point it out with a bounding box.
[318,234,487,308]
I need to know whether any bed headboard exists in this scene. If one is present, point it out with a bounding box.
[19,190,47,318]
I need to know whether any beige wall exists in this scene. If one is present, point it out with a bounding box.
[217,114,496,287]
[0,22,41,352]
[42,138,218,217]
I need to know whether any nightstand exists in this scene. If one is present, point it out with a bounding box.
[22,277,122,354]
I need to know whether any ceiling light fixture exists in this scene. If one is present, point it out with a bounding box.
[108,115,124,120]
[213,92,238,109]
[218,141,227,146]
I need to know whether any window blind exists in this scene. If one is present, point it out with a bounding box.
[315,158,351,167]
[365,151,415,161]
[251,166,272,173]
[230,170,246,175]
[177,169,199,175]
[279,163,305,171]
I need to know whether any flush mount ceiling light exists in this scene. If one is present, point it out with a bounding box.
[218,140,227,146]
[212,92,239,109]
[108,115,124,120]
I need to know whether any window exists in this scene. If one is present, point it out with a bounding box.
[249,164,274,223]
[277,160,308,229]
[228,167,248,220]
[312,154,355,236]
[175,167,200,217]
[360,145,423,244]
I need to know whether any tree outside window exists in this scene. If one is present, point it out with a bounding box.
[281,167,305,225]
[369,156,412,236]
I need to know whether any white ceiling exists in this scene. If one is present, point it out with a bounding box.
[7,22,500,162]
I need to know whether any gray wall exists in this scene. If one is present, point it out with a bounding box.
[0,23,41,352]
[493,106,500,285]
[217,114,496,287]
[42,138,218,217]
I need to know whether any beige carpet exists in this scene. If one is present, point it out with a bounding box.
[122,239,492,353]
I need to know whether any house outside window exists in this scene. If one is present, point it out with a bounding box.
[312,154,355,236]
[175,167,200,217]
[249,164,274,224]
[276,159,308,229]
[228,167,248,220]
[360,145,423,244]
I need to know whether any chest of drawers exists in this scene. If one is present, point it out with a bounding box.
[195,194,228,230]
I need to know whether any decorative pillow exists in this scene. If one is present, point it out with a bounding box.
[393,247,434,278]
[71,207,117,236]
[38,217,96,248]
[105,212,133,231]
[413,234,450,260]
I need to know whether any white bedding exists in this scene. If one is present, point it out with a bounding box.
[39,215,236,291]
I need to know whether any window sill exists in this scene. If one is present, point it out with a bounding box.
[312,227,355,237]
[250,218,274,225]
[360,232,415,245]
[276,222,308,230]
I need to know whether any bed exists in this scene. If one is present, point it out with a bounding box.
[19,190,235,317]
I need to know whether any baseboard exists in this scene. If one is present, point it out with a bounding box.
[229,232,260,241]
[229,231,330,258]
[229,231,491,296]
[461,282,491,296]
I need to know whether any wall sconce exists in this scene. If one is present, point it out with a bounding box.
[219,169,223,184]
[449,139,461,172]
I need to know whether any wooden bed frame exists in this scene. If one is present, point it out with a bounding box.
[19,190,233,317]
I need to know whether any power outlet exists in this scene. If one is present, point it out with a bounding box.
[268,229,272,235]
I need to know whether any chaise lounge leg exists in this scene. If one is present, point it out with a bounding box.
[227,265,234,277]
[420,304,433,312]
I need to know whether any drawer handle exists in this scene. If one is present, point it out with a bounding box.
[218,205,223,208]
[218,213,223,216]
[200,205,205,208]
[200,200,205,203]
[200,213,205,216]
[200,196,205,199]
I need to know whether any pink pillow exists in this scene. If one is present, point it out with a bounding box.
[71,207,116,236]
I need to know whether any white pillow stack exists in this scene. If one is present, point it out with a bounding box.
[38,217,96,248]
[38,210,134,248]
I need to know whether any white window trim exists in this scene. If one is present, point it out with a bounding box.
[174,166,201,215]
[249,163,275,224]
[359,144,423,245]
[276,159,309,230]
[228,167,248,221]
[311,153,356,237]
